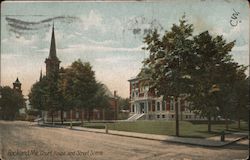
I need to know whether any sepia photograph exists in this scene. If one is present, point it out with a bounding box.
[0,0,249,160]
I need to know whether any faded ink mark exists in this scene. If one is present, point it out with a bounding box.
[230,9,241,27]
[123,16,163,38]
[5,16,81,37]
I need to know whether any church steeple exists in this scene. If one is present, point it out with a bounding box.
[13,77,22,93]
[49,23,58,60]
[45,24,61,77]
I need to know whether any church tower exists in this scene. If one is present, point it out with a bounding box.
[13,77,22,93]
[45,24,61,77]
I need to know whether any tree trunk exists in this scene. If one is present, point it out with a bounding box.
[208,113,211,133]
[102,109,105,120]
[87,108,90,122]
[238,118,241,129]
[51,111,54,125]
[70,109,73,129]
[175,97,179,137]
[42,111,45,123]
[237,111,241,129]
[225,114,229,130]
[60,109,64,125]
[81,108,84,127]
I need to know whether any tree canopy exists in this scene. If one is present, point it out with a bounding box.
[0,86,25,120]
[29,59,110,124]
[141,15,248,133]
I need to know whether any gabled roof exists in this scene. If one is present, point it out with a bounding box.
[102,84,115,98]
[13,77,21,84]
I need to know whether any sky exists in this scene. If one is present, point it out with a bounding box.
[1,0,249,98]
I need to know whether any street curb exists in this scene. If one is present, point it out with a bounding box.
[37,124,248,148]
[71,127,248,148]
[38,123,67,128]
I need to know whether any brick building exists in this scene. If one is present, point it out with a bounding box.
[128,75,205,121]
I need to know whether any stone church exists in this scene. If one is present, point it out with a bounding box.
[42,25,118,122]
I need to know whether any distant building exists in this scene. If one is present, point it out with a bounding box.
[13,77,22,94]
[41,25,118,122]
[128,75,205,121]
[13,78,27,114]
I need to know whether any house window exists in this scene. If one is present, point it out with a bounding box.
[171,115,175,119]
[157,115,160,119]
[140,84,144,93]
[148,102,152,112]
[152,100,155,112]
[63,111,67,118]
[186,115,188,119]
[135,91,138,97]
[157,102,160,111]
[162,114,165,118]
[76,112,79,119]
[170,98,174,111]
[132,83,136,89]
[162,101,166,111]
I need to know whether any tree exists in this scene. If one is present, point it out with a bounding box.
[29,75,61,124]
[88,83,110,120]
[29,77,49,111]
[141,15,247,134]
[188,31,245,132]
[118,97,130,111]
[61,59,99,125]
[29,59,109,125]
[0,86,25,120]
[217,68,248,129]
[141,16,195,136]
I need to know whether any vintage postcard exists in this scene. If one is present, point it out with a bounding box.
[0,0,249,160]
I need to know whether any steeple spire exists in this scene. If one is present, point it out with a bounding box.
[45,23,61,77]
[49,23,58,60]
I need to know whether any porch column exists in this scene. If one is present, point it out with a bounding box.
[136,104,138,114]
[145,101,148,113]
[134,103,137,113]
[137,104,140,114]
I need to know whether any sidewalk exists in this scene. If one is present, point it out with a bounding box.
[70,126,248,147]
[37,123,247,147]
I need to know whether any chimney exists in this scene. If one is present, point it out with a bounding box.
[114,90,117,97]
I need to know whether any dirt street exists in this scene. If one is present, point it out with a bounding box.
[0,121,248,160]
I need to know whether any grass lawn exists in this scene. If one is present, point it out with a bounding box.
[84,120,248,138]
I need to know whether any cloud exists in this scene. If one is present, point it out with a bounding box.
[88,39,119,46]
[210,20,249,46]
[80,10,105,32]
[95,56,133,63]
[2,35,37,46]
[1,53,22,60]
[232,44,248,52]
[60,43,144,53]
